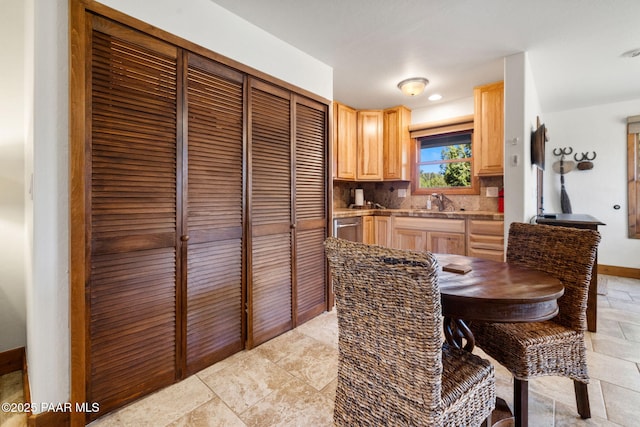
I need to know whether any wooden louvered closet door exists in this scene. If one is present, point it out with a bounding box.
[88,16,179,416]
[184,53,245,375]
[77,8,329,420]
[293,97,328,324]
[248,80,293,347]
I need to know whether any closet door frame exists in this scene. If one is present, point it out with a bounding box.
[70,2,332,425]
[72,8,184,423]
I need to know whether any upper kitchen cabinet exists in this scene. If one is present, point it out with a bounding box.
[334,103,411,182]
[383,106,412,180]
[474,81,504,176]
[357,110,384,180]
[333,102,357,180]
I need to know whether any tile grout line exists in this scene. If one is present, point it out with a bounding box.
[185,374,246,427]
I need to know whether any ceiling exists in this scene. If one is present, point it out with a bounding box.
[211,0,640,113]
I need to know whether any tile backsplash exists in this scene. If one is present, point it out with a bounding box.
[333,176,503,212]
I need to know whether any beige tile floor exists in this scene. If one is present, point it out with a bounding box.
[0,370,25,427]
[2,274,639,427]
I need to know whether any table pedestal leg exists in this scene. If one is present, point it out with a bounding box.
[491,398,515,427]
[443,317,475,352]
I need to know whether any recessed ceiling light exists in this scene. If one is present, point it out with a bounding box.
[622,48,640,58]
[428,94,442,101]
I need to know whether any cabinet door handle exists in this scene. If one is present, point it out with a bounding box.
[181,235,190,242]
[335,223,358,229]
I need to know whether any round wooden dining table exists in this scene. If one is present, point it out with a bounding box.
[434,253,564,352]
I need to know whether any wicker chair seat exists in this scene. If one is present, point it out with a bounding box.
[441,343,496,425]
[471,320,588,382]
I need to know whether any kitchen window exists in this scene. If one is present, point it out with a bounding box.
[410,115,478,195]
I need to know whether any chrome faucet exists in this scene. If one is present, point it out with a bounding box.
[432,193,445,211]
[431,193,444,212]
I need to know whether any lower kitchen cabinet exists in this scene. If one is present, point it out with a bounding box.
[392,217,466,255]
[361,214,392,246]
[341,213,504,261]
[362,215,375,244]
[374,216,393,247]
[394,227,426,251]
[430,231,466,254]
[467,219,505,261]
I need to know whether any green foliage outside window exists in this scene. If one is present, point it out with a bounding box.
[420,172,447,188]
[418,133,472,189]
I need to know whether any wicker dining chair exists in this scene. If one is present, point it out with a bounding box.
[470,222,601,427]
[324,237,496,427]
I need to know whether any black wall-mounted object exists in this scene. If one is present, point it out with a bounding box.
[531,123,547,170]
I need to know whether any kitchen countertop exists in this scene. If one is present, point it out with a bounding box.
[333,208,504,220]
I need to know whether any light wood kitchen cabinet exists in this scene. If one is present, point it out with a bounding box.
[394,227,426,251]
[333,102,357,180]
[430,232,466,254]
[383,106,412,180]
[357,110,384,180]
[374,216,393,247]
[362,215,375,244]
[467,219,505,261]
[474,81,504,176]
[392,217,466,255]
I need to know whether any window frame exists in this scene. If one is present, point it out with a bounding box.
[410,115,479,195]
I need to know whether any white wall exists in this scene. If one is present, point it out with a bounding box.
[25,0,69,411]
[99,0,333,101]
[0,0,27,352]
[26,0,334,409]
[502,52,542,230]
[523,55,543,219]
[411,96,474,124]
[503,54,527,227]
[545,99,640,269]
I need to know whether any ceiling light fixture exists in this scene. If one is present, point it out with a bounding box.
[428,94,442,101]
[397,77,429,96]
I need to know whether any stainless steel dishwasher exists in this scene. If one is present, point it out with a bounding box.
[333,216,363,242]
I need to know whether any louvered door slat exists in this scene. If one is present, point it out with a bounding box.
[251,233,292,338]
[294,99,328,324]
[185,54,244,374]
[249,82,293,347]
[295,228,327,317]
[88,22,178,418]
